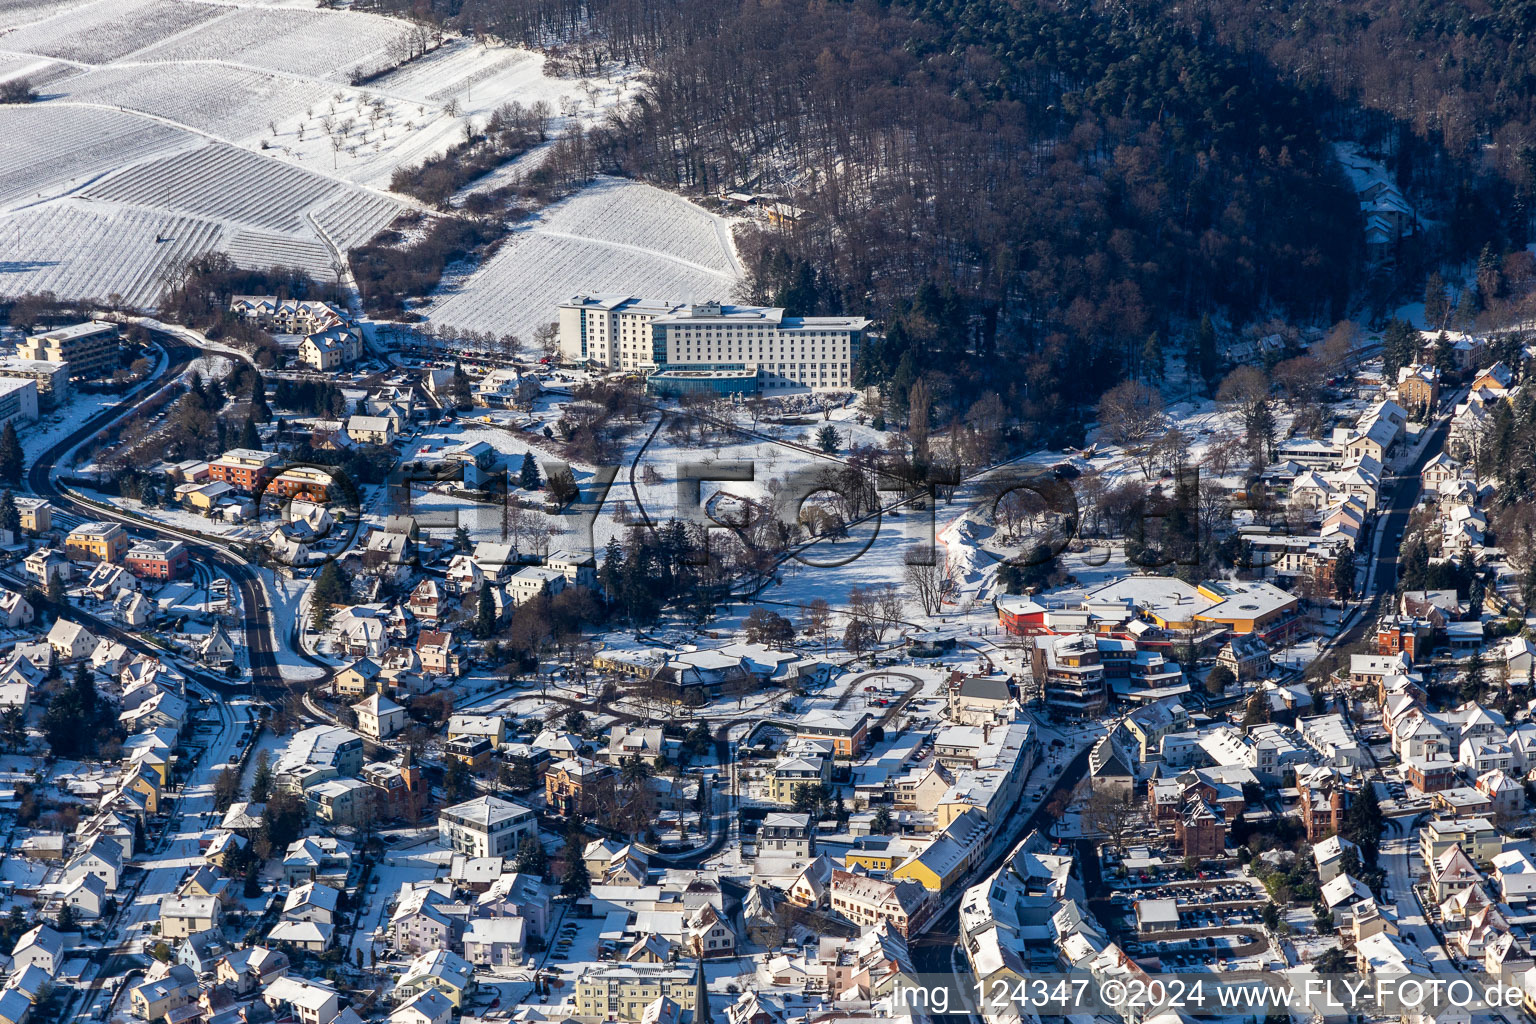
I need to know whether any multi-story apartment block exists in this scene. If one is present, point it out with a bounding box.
[269,466,333,502]
[125,539,190,581]
[437,796,537,858]
[795,710,869,758]
[18,321,120,379]
[64,522,128,564]
[209,448,284,493]
[1031,632,1109,719]
[0,378,37,431]
[558,296,869,393]
[0,357,69,403]
[573,965,701,1023]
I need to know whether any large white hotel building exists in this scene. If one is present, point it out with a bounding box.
[557,295,870,394]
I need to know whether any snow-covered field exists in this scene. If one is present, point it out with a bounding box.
[0,104,186,210]
[427,176,744,340]
[128,5,414,81]
[0,198,224,308]
[82,143,345,233]
[1,0,224,64]
[0,1,628,307]
[0,0,96,32]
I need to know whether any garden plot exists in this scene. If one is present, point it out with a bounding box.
[83,143,345,233]
[427,177,742,340]
[129,6,416,82]
[0,0,225,65]
[56,61,323,140]
[311,190,405,252]
[0,198,224,308]
[0,103,189,210]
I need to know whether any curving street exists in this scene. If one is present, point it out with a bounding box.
[26,332,301,700]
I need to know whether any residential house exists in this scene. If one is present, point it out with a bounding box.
[262,977,340,1024]
[354,693,406,740]
[348,415,397,446]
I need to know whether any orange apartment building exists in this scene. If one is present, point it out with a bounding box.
[269,466,334,502]
[209,449,284,494]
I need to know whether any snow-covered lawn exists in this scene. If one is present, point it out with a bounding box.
[21,380,158,468]
[260,567,325,683]
[426,176,744,341]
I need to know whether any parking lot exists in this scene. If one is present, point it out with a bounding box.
[1120,930,1266,970]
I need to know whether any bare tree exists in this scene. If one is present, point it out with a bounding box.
[1096,381,1166,478]
[802,598,833,654]
[904,548,953,616]
[1083,786,1143,853]
[534,321,561,362]
[908,377,932,462]
[873,584,905,641]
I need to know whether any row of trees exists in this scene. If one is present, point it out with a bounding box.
[390,100,552,207]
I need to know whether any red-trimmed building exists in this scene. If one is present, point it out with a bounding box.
[125,539,190,581]
[209,448,284,494]
[996,595,1049,635]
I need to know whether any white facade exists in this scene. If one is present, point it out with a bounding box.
[437,796,537,858]
[558,295,869,391]
[0,378,38,432]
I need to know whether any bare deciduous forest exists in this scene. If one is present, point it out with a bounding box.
[358,0,1535,438]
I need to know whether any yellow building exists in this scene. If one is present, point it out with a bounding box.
[15,497,50,534]
[19,321,121,379]
[1194,580,1299,637]
[125,766,162,813]
[574,965,700,1023]
[64,521,128,563]
[332,658,381,697]
[768,755,830,804]
[891,809,988,893]
[845,847,903,872]
[134,749,172,786]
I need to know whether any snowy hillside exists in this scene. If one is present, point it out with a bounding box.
[426,175,744,341]
[0,0,625,309]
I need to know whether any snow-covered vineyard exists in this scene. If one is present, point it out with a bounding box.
[426,175,745,340]
[0,0,628,308]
